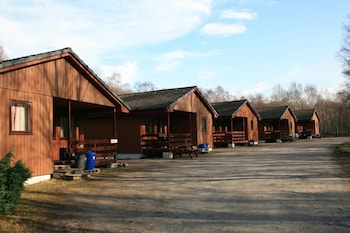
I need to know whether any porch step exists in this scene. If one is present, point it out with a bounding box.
[52,168,100,180]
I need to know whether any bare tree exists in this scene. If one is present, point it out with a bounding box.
[200,86,234,103]
[270,84,289,105]
[247,93,268,108]
[105,72,132,94]
[304,84,320,108]
[0,45,8,61]
[338,16,350,102]
[134,81,155,92]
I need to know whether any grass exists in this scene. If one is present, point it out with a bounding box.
[0,179,88,233]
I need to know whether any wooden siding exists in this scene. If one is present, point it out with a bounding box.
[173,92,213,148]
[0,59,115,107]
[0,58,117,177]
[117,114,146,154]
[234,103,259,142]
[0,88,53,176]
[282,109,296,137]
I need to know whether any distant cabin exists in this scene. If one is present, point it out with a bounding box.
[0,48,129,183]
[117,86,218,157]
[294,109,320,138]
[256,105,297,142]
[211,99,261,147]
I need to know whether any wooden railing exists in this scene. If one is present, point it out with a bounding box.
[140,133,193,154]
[71,139,117,166]
[213,131,246,145]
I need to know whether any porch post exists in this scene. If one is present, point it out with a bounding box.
[68,100,72,159]
[167,112,171,150]
[113,107,117,138]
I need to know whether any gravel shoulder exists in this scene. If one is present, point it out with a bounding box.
[2,137,350,233]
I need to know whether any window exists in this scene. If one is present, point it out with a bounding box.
[60,116,76,138]
[145,117,154,133]
[251,120,254,130]
[202,117,207,132]
[10,101,32,134]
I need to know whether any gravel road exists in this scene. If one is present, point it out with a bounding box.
[25,137,350,233]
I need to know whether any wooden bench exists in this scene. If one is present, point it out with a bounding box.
[171,145,198,159]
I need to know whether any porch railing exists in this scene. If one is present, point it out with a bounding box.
[71,139,117,166]
[213,131,246,145]
[141,133,193,153]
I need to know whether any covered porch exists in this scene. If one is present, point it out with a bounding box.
[53,97,119,167]
[140,111,197,157]
[213,116,247,146]
[260,119,292,142]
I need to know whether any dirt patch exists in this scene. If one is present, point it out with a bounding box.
[1,137,350,233]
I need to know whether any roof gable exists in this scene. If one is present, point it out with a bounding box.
[0,48,129,113]
[294,109,318,121]
[211,99,261,119]
[256,105,296,121]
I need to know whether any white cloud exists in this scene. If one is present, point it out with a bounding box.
[155,50,193,71]
[100,61,139,84]
[201,23,247,36]
[0,0,212,60]
[220,9,257,20]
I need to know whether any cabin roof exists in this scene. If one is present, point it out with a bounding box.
[256,105,297,121]
[120,86,218,116]
[0,48,130,112]
[294,109,318,121]
[211,99,261,119]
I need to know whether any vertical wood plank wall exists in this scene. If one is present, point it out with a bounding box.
[234,104,259,142]
[1,58,115,176]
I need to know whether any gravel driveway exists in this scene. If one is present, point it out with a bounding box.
[23,137,350,233]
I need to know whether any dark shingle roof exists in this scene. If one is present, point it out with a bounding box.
[211,99,261,119]
[256,105,294,120]
[211,100,247,116]
[120,86,197,111]
[0,47,73,69]
[294,109,316,121]
[120,86,218,117]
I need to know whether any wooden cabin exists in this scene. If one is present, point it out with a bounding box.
[294,109,320,138]
[117,86,218,157]
[256,105,297,142]
[0,48,129,183]
[211,100,261,147]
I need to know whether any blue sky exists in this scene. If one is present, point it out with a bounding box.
[1,0,349,97]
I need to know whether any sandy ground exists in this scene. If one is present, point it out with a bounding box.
[18,137,350,232]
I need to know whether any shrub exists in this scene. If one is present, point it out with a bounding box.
[0,152,31,215]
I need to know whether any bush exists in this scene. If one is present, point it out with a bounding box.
[0,152,31,215]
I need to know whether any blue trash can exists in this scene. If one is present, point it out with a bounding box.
[199,143,208,153]
[86,151,96,170]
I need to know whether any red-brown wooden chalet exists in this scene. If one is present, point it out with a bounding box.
[117,86,218,157]
[211,99,261,146]
[0,48,129,183]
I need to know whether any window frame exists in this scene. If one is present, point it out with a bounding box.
[201,117,207,132]
[10,100,33,135]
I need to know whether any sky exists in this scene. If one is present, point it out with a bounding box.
[1,0,349,97]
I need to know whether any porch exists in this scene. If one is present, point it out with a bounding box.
[213,131,246,146]
[141,132,196,157]
[53,97,119,168]
[213,117,248,147]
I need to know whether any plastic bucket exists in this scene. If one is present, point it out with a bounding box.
[199,143,208,153]
[75,153,86,170]
[86,151,96,170]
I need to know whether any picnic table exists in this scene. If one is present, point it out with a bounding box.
[171,144,198,159]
